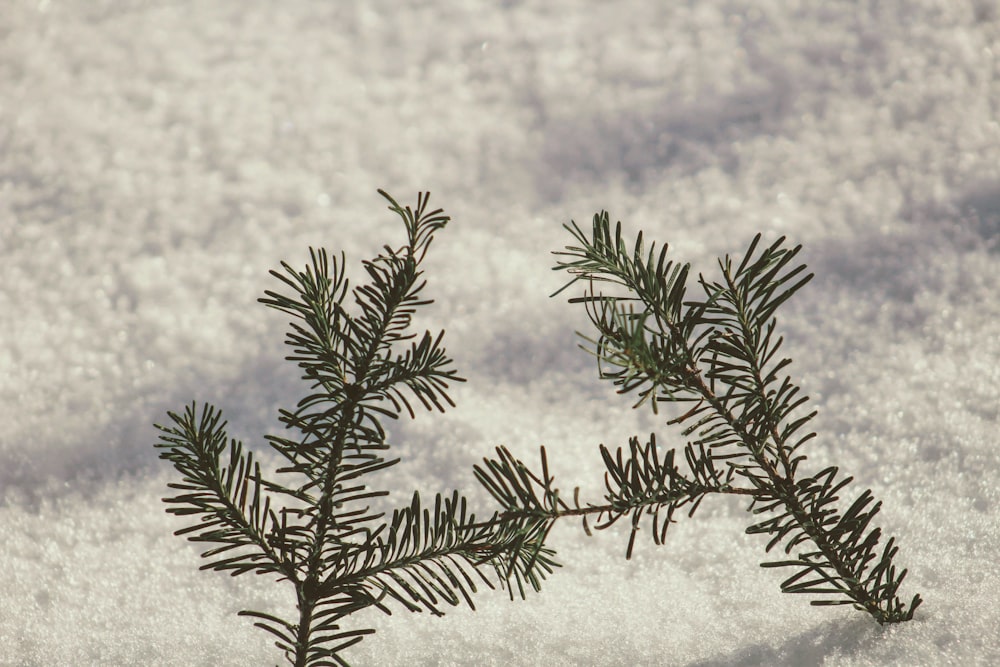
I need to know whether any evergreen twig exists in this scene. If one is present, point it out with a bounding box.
[475,213,921,625]
[155,192,557,666]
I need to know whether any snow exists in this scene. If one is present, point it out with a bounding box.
[1,1,999,665]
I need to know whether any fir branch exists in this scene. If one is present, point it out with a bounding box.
[475,442,762,560]
[560,213,921,623]
[476,212,921,625]
[155,192,553,666]
[155,403,295,577]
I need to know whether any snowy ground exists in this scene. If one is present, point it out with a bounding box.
[2,1,999,665]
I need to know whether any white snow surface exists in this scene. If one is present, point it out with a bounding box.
[2,1,999,665]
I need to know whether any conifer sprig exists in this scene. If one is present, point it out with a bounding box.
[476,213,921,625]
[155,192,556,666]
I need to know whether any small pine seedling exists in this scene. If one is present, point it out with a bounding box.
[475,213,922,625]
[155,191,557,666]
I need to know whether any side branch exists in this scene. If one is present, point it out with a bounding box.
[475,445,767,561]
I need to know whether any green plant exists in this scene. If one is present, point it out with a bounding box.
[475,213,922,624]
[156,197,920,666]
[154,192,555,666]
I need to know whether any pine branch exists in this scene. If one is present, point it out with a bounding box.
[155,403,298,576]
[477,212,921,625]
[318,491,558,615]
[578,214,920,622]
[155,192,551,666]
[475,442,762,560]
